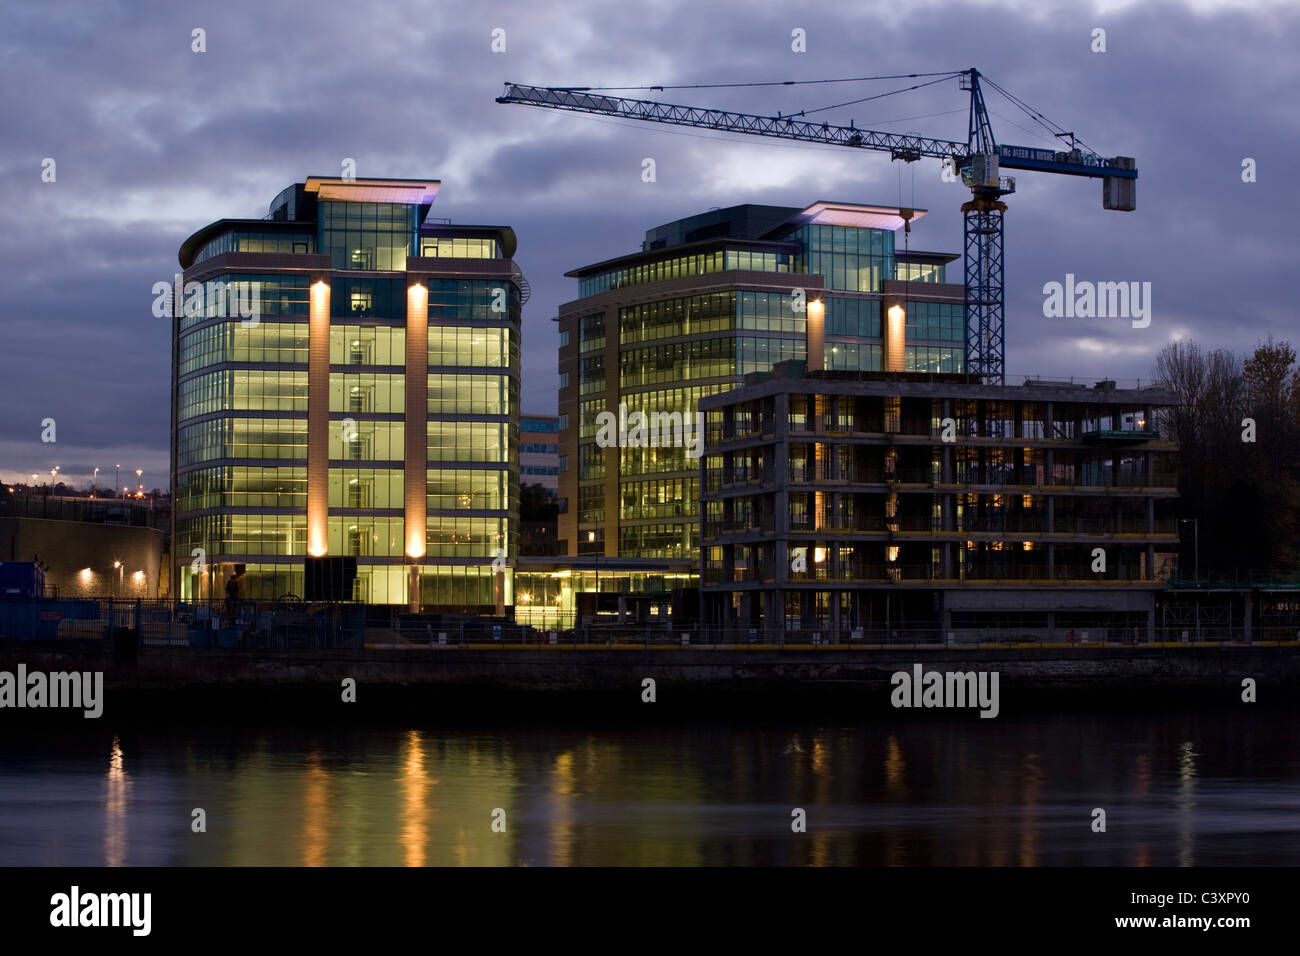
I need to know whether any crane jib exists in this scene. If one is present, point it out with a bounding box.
[997,144,1138,179]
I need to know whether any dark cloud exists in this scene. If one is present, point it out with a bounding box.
[1,0,1296,483]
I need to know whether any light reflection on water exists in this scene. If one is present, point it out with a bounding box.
[0,713,1297,866]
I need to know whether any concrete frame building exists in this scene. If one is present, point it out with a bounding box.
[172,177,526,610]
[699,363,1180,640]
[556,201,962,563]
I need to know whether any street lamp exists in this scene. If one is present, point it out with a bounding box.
[115,465,121,498]
[92,467,99,497]
[113,560,123,597]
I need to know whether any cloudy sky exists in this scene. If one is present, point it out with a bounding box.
[1,0,1295,487]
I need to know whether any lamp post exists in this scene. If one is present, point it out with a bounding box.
[136,469,143,498]
[588,529,599,624]
[113,561,123,598]
[92,467,99,497]
[115,465,121,498]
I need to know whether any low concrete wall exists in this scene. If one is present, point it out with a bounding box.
[0,518,165,599]
[4,643,1293,693]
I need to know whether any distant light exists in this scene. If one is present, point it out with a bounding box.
[112,561,121,569]
[587,531,596,542]
[80,568,92,580]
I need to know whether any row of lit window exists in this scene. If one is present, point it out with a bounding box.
[178,321,517,375]
[191,232,314,267]
[618,293,736,345]
[176,464,515,518]
[178,371,307,421]
[905,345,964,374]
[737,336,806,377]
[177,275,310,331]
[175,562,514,605]
[179,322,308,375]
[904,301,965,342]
[177,417,307,466]
[618,522,695,559]
[619,477,699,520]
[428,374,515,416]
[619,337,736,388]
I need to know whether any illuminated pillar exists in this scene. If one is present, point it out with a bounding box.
[885,303,905,373]
[307,279,330,557]
[405,282,429,611]
[806,298,825,372]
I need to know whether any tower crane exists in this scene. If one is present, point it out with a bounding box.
[498,68,1137,384]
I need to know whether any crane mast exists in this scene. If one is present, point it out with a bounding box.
[498,68,1137,384]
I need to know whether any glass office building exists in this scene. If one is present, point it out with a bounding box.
[556,202,962,562]
[172,177,525,609]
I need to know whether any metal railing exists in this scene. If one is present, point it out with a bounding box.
[3,597,1295,650]
[0,597,365,649]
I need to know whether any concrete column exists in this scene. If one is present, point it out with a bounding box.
[806,299,825,372]
[404,282,429,610]
[306,278,331,558]
[883,298,905,372]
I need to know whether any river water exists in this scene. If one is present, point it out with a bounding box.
[1,711,1297,866]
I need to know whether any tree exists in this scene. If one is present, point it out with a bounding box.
[1154,338,1300,580]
